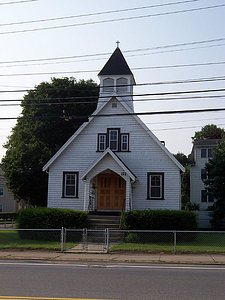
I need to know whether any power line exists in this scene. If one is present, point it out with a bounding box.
[1,37,224,66]
[2,56,225,70]
[0,0,37,5]
[1,87,225,99]
[1,107,225,121]
[0,3,225,35]
[0,0,201,27]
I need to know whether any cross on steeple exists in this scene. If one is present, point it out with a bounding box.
[116,40,120,48]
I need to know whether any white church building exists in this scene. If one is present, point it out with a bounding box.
[43,46,184,212]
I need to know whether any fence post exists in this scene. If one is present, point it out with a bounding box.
[61,227,64,252]
[82,228,88,251]
[174,231,177,255]
[106,228,109,253]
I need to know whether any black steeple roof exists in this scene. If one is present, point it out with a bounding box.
[98,47,133,76]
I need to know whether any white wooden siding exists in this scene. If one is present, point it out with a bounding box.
[46,98,182,211]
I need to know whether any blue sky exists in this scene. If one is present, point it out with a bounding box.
[0,0,225,160]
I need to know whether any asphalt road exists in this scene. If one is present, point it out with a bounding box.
[0,260,225,300]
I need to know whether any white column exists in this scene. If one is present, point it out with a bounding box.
[125,179,131,211]
[83,181,90,211]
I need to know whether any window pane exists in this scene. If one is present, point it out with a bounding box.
[201,190,207,202]
[201,149,206,158]
[121,134,128,151]
[151,187,160,198]
[109,130,118,151]
[116,77,128,93]
[150,175,162,198]
[0,204,2,212]
[66,186,76,196]
[201,169,207,180]
[208,148,212,158]
[99,134,106,151]
[0,188,3,197]
[64,174,77,197]
[103,78,114,92]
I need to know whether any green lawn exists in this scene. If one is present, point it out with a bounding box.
[110,232,225,253]
[0,230,225,253]
[0,230,77,250]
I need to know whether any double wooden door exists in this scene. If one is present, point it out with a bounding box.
[97,173,126,210]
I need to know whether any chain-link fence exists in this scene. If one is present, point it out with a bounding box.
[1,228,225,253]
[0,218,15,228]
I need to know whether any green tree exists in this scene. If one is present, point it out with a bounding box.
[204,142,225,229]
[2,77,99,206]
[192,124,225,141]
[174,152,190,210]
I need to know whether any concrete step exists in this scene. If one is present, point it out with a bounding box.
[87,214,121,230]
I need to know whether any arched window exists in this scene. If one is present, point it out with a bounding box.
[116,77,127,93]
[103,78,114,92]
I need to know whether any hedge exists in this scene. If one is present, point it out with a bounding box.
[122,210,198,231]
[17,207,88,229]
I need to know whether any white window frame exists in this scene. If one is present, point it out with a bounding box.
[116,77,128,93]
[201,189,214,203]
[201,148,212,158]
[103,78,114,93]
[98,134,106,151]
[109,129,119,151]
[147,173,164,200]
[63,172,78,198]
[121,134,129,151]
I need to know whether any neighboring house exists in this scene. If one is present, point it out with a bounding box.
[0,165,17,212]
[189,139,222,210]
[43,46,185,212]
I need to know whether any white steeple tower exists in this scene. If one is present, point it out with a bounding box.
[97,44,136,111]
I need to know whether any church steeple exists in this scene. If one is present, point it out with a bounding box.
[97,44,135,111]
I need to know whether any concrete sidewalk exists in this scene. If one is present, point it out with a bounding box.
[0,249,225,265]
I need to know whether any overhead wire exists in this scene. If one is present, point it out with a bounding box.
[0,3,225,35]
[0,0,37,5]
[1,37,225,66]
[0,0,201,27]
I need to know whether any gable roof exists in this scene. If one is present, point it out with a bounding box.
[81,148,136,182]
[98,47,133,76]
[43,95,185,173]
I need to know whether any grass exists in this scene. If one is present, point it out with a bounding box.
[0,230,225,253]
[110,232,225,253]
[0,230,77,250]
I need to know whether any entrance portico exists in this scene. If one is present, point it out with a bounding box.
[81,148,136,212]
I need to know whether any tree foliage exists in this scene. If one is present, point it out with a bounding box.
[2,77,99,206]
[204,142,225,229]
[174,152,190,210]
[192,124,225,141]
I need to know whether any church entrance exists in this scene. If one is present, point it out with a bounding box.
[97,173,126,210]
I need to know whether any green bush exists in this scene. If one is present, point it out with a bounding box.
[121,210,198,231]
[125,233,140,243]
[17,207,88,229]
